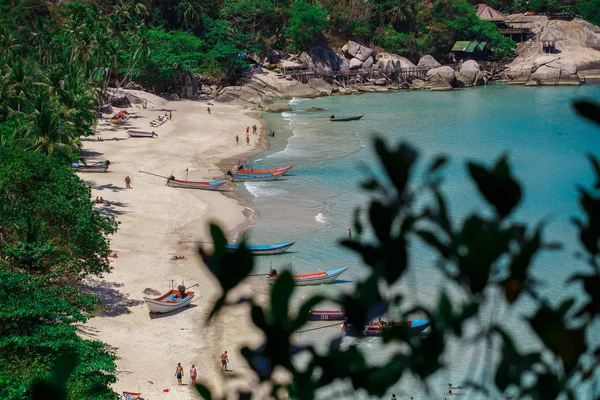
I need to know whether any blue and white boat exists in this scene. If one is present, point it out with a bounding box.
[71,162,108,172]
[226,241,295,255]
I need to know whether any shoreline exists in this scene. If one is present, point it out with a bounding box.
[80,94,270,399]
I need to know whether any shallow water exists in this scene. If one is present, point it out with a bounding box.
[237,84,600,398]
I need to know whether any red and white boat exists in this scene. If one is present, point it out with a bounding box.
[235,164,295,175]
[167,178,228,190]
[267,266,348,286]
[143,288,194,313]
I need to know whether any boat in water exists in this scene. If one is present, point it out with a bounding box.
[227,169,287,182]
[143,286,195,313]
[330,115,364,122]
[342,319,431,337]
[234,164,295,175]
[308,309,346,321]
[71,162,109,173]
[167,178,228,190]
[267,266,348,286]
[226,241,295,255]
[127,129,158,138]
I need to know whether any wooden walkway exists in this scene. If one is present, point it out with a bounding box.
[284,63,505,85]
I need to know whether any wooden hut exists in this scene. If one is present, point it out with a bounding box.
[451,41,490,61]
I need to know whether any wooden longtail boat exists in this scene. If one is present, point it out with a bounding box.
[330,115,364,122]
[267,266,349,286]
[342,319,431,337]
[308,309,346,321]
[71,163,108,173]
[143,289,194,313]
[226,241,295,255]
[228,169,286,182]
[127,129,158,138]
[167,179,228,190]
[235,164,295,175]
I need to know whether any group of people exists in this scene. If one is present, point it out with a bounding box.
[173,351,229,386]
[95,196,105,204]
[235,125,277,144]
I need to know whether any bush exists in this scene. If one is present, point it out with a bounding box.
[285,0,330,53]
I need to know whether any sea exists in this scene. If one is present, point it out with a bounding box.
[236,83,600,399]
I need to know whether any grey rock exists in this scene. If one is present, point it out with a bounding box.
[430,81,454,91]
[376,59,398,71]
[362,56,374,69]
[307,78,334,96]
[349,58,363,70]
[299,44,349,72]
[417,55,442,70]
[265,103,292,113]
[374,78,387,85]
[376,52,417,70]
[526,56,581,85]
[426,66,456,85]
[343,41,374,62]
[410,79,425,89]
[305,107,326,112]
[456,60,486,87]
[143,288,161,296]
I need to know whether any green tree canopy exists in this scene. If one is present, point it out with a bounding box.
[285,0,330,53]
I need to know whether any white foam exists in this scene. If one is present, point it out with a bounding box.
[281,112,295,118]
[289,98,309,105]
[315,213,327,224]
[244,182,287,198]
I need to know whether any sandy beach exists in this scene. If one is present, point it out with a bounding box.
[80,93,270,399]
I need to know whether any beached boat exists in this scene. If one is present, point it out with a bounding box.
[226,241,295,255]
[143,289,195,313]
[167,178,228,190]
[308,309,346,321]
[71,163,108,173]
[330,115,364,122]
[267,266,348,286]
[228,170,286,182]
[127,129,158,138]
[235,164,295,175]
[342,319,431,337]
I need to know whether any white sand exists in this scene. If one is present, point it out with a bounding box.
[80,96,270,399]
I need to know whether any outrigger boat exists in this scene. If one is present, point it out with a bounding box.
[308,309,346,321]
[226,241,295,255]
[71,162,109,172]
[234,164,295,175]
[330,115,364,122]
[227,169,286,182]
[127,129,158,138]
[267,266,348,286]
[143,285,194,313]
[342,319,431,337]
[167,178,228,190]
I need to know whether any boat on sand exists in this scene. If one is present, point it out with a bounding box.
[267,266,348,286]
[167,178,228,190]
[143,286,194,313]
[226,241,295,255]
[127,129,158,138]
[308,309,346,321]
[71,163,108,172]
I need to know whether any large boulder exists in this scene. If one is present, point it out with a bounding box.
[526,56,582,85]
[342,41,374,62]
[430,81,454,91]
[426,66,456,86]
[299,44,349,72]
[417,55,442,70]
[265,103,292,113]
[376,52,417,70]
[349,58,363,70]
[455,60,486,87]
[308,78,334,96]
[410,79,425,90]
[362,56,374,69]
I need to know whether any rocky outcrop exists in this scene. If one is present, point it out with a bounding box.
[216,70,318,105]
[299,44,349,72]
[264,103,292,112]
[375,52,416,70]
[417,55,442,70]
[455,60,487,87]
[362,56,374,69]
[426,66,456,86]
[305,107,325,112]
[342,41,374,62]
[410,79,425,89]
[504,16,600,82]
[430,81,454,91]
[308,78,334,95]
[103,88,168,108]
[349,58,363,69]
[526,56,582,85]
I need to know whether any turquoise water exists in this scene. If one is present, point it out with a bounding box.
[239,84,600,399]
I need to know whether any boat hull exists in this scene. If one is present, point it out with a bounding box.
[343,319,431,337]
[143,290,195,313]
[330,115,363,122]
[268,266,348,286]
[127,130,157,138]
[308,310,346,321]
[168,179,228,190]
[226,241,295,255]
[71,166,107,173]
[230,171,285,182]
[236,164,295,175]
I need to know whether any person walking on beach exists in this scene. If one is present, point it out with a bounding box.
[236,134,239,145]
[246,126,249,135]
[348,228,352,238]
[175,363,184,385]
[246,135,250,145]
[190,364,197,385]
[125,176,131,189]
[252,124,257,135]
[221,351,229,371]
[207,106,211,115]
